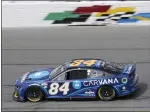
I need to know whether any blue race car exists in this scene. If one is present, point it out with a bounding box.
[13,59,139,102]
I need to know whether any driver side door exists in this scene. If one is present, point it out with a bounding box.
[47,69,88,98]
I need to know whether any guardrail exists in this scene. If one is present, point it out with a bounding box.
[2,1,150,27]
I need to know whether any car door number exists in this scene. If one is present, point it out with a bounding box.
[48,82,70,95]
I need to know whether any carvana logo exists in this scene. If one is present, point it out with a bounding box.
[72,80,82,89]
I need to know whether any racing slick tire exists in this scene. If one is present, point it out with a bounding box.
[25,86,44,102]
[97,86,116,101]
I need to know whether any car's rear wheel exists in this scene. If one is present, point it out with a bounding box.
[97,86,116,101]
[25,87,44,102]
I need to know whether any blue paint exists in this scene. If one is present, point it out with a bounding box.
[134,13,150,18]
[123,65,129,74]
[66,86,98,97]
[117,19,138,23]
[95,60,101,68]
[28,71,49,79]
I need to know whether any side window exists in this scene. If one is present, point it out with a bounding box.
[55,69,112,81]
[66,70,87,80]
[56,73,66,81]
[87,69,105,78]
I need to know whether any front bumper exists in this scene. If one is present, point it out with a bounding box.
[13,91,25,102]
[13,84,26,102]
[13,79,26,102]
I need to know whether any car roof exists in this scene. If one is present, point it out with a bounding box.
[64,58,125,74]
[65,58,105,70]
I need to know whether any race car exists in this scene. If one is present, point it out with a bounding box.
[13,58,139,102]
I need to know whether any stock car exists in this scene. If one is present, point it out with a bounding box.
[13,59,139,102]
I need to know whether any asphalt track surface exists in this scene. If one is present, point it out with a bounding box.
[2,26,150,111]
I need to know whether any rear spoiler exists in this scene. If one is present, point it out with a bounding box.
[133,61,136,68]
[125,61,136,67]
[123,61,136,74]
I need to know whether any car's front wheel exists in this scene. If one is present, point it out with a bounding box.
[25,87,44,102]
[97,86,116,101]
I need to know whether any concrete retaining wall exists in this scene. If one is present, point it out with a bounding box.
[2,1,150,27]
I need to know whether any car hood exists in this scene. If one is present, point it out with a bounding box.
[20,68,54,82]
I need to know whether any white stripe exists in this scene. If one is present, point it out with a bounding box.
[110,17,121,20]
[121,14,133,17]
[98,16,109,19]
[115,12,125,15]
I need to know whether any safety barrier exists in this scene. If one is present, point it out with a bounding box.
[2,1,150,27]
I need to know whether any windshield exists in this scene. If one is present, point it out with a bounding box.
[50,65,65,79]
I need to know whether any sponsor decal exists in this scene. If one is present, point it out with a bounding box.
[85,91,94,94]
[121,77,128,84]
[83,78,119,86]
[121,86,127,91]
[85,90,95,96]
[72,80,82,89]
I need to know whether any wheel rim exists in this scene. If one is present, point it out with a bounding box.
[98,87,115,100]
[101,87,113,97]
[14,91,18,98]
[27,89,42,102]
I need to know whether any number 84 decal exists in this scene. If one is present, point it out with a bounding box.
[69,60,97,67]
[48,82,70,95]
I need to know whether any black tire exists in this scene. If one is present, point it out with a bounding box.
[25,87,44,102]
[97,86,116,101]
